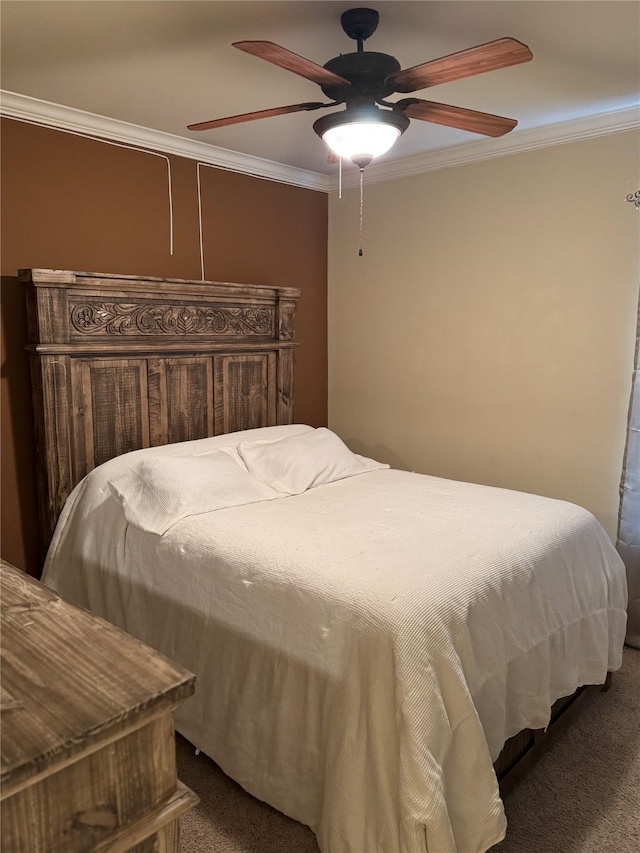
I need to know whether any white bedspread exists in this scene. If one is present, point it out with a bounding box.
[43,441,627,853]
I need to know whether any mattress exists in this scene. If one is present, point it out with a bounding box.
[43,431,628,853]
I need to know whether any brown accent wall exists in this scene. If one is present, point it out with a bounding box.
[1,118,328,576]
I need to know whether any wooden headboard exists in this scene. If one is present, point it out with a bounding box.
[21,268,300,553]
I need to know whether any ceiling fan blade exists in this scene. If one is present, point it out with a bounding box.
[396,99,518,137]
[389,38,533,93]
[188,102,327,131]
[233,41,350,86]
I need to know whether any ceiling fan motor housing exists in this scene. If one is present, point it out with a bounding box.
[321,52,401,102]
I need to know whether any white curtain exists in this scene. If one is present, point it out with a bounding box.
[617,292,640,648]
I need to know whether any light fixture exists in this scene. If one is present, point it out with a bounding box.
[314,105,409,258]
[314,106,409,168]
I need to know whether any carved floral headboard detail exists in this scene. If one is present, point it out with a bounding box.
[21,268,300,552]
[70,302,276,337]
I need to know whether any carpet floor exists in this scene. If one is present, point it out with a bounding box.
[177,647,640,852]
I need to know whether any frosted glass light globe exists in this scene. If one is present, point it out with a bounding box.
[322,122,401,161]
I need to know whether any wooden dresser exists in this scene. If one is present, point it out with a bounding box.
[0,561,198,852]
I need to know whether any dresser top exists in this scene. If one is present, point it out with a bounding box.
[0,562,195,792]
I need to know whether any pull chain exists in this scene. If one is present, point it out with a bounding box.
[359,167,365,257]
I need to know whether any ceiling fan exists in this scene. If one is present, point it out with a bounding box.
[188,7,533,168]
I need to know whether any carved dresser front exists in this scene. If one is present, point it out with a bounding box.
[21,268,300,553]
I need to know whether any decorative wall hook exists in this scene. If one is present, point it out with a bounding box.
[625,190,640,210]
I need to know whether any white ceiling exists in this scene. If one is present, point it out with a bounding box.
[2,1,639,177]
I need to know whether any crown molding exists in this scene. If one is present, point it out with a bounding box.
[334,104,640,190]
[0,90,333,192]
[2,90,638,194]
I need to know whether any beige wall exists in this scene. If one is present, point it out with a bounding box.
[328,131,640,539]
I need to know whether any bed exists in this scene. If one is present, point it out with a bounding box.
[25,269,628,853]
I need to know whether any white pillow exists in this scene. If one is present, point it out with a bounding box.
[190,424,314,457]
[108,452,282,535]
[237,427,388,495]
